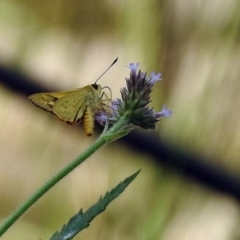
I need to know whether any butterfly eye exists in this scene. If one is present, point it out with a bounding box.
[91,83,99,90]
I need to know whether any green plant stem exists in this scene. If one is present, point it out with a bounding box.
[0,117,129,237]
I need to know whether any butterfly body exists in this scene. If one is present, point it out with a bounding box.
[83,106,95,136]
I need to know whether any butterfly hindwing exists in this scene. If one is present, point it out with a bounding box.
[53,91,88,123]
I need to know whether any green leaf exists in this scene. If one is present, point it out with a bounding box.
[49,169,141,240]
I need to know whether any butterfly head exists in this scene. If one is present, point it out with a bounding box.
[91,83,101,90]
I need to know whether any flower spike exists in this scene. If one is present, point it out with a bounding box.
[95,62,171,130]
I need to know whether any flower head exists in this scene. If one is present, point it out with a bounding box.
[96,62,171,130]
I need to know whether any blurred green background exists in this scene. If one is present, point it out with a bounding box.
[0,0,240,239]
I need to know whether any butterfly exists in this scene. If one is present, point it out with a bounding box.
[28,58,117,136]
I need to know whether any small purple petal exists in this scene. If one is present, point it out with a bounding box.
[149,72,162,84]
[154,105,172,118]
[95,114,108,125]
[127,63,139,73]
[111,98,122,111]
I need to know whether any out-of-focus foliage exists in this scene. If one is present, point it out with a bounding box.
[0,0,240,239]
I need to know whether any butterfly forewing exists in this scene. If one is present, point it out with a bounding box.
[28,93,58,112]
[28,90,79,112]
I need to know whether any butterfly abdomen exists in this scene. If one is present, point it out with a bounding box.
[83,107,94,136]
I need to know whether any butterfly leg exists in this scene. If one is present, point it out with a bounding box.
[101,90,112,102]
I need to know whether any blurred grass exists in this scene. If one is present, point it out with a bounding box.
[0,0,240,239]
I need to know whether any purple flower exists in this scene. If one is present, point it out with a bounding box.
[127,63,140,74]
[154,105,172,119]
[149,72,162,85]
[96,62,171,130]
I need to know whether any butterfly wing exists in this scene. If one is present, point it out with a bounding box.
[28,91,74,113]
[29,86,102,126]
[53,91,87,124]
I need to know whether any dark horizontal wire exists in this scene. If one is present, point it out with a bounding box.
[1,63,240,201]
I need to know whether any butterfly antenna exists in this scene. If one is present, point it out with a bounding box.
[95,57,118,84]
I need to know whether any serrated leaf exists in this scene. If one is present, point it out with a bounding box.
[49,169,141,240]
